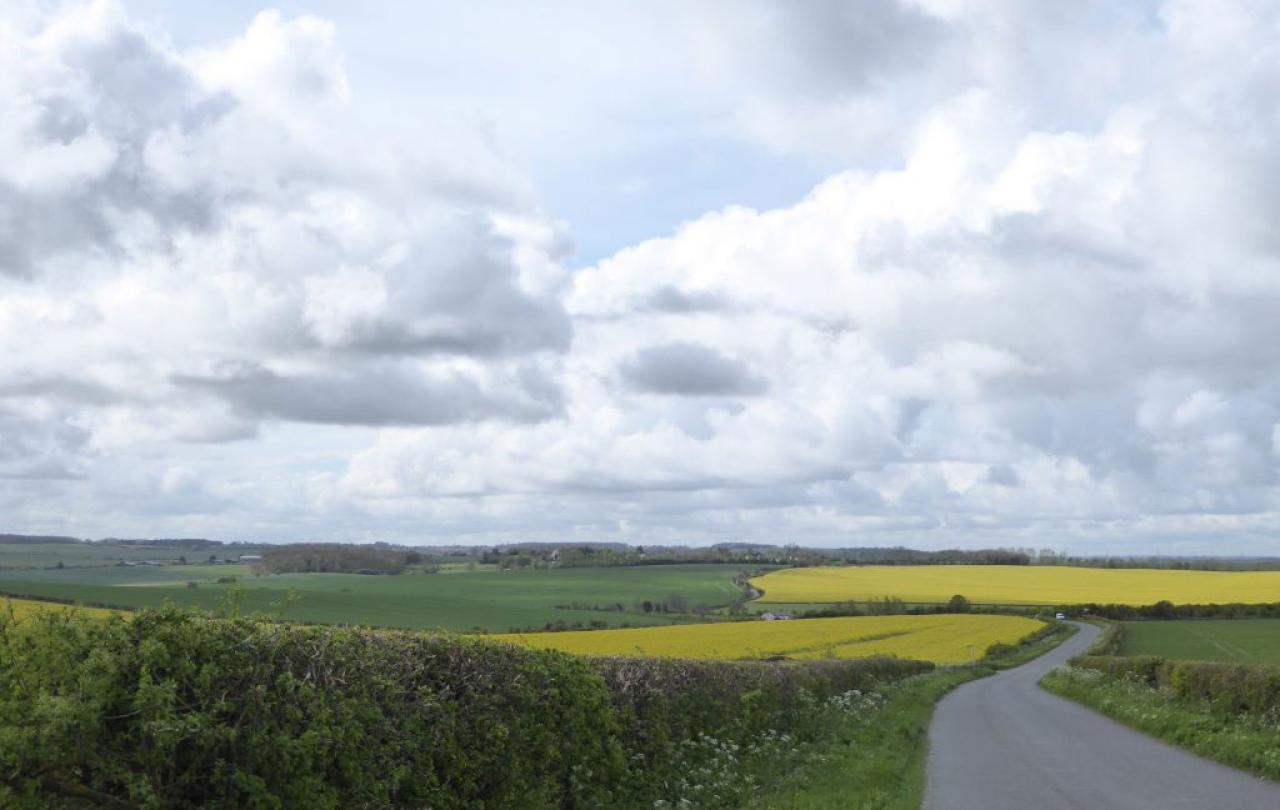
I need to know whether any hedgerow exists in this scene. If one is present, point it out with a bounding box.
[0,607,930,809]
[1074,620,1123,657]
[1041,662,1280,782]
[1072,655,1280,719]
[1055,600,1280,620]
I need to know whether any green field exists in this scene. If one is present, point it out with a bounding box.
[1119,619,1280,664]
[0,563,760,632]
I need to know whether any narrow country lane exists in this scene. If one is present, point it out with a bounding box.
[924,622,1280,810]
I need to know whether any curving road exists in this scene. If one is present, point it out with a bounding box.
[924,622,1280,810]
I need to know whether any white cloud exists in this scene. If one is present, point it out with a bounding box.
[3,1,1280,552]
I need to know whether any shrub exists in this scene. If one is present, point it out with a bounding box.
[1054,601,1280,621]
[0,608,931,809]
[1074,655,1280,718]
[0,609,623,809]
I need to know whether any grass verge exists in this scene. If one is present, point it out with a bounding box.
[751,621,1076,808]
[1040,667,1280,780]
[750,668,978,809]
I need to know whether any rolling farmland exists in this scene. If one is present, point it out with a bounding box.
[494,613,1044,663]
[1119,619,1280,664]
[752,565,1280,606]
[0,563,758,632]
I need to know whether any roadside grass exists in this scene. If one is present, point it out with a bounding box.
[752,621,1076,808]
[983,620,1079,669]
[1040,667,1280,781]
[1119,618,1280,664]
[751,668,977,810]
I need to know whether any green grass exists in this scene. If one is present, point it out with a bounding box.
[751,668,974,809]
[752,622,1076,809]
[1041,667,1280,780]
[1119,619,1280,664]
[0,563,761,632]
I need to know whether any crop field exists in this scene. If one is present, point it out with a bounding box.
[2,597,120,621]
[1119,619,1280,665]
[493,613,1044,663]
[0,563,759,632]
[752,565,1280,606]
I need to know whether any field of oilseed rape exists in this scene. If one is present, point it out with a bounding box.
[493,614,1043,664]
[750,565,1280,606]
[2,597,120,621]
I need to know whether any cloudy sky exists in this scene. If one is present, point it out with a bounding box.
[3,0,1280,553]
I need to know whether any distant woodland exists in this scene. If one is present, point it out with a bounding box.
[259,543,417,575]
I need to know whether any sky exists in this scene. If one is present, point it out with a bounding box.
[2,0,1280,554]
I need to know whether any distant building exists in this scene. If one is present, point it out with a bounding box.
[238,554,263,562]
[760,611,793,621]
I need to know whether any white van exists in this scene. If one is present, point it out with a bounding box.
[1055,612,1066,620]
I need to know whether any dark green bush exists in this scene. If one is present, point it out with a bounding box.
[0,608,930,809]
[1055,601,1280,621]
[0,608,626,809]
[1090,621,1124,655]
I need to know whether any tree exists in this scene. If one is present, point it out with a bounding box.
[946,594,971,613]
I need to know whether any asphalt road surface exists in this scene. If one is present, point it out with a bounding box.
[924,622,1280,810]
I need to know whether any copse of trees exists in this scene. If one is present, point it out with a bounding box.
[472,543,1038,569]
[259,543,409,575]
[1051,555,1280,571]
[830,547,1033,566]
[0,608,931,808]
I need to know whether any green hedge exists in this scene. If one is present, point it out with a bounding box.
[0,608,930,809]
[1072,621,1123,658]
[1074,655,1280,718]
[1055,601,1280,620]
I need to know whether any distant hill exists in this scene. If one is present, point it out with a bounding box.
[0,533,82,545]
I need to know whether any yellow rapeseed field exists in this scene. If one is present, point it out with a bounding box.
[493,614,1043,664]
[751,565,1280,606]
[2,597,121,621]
